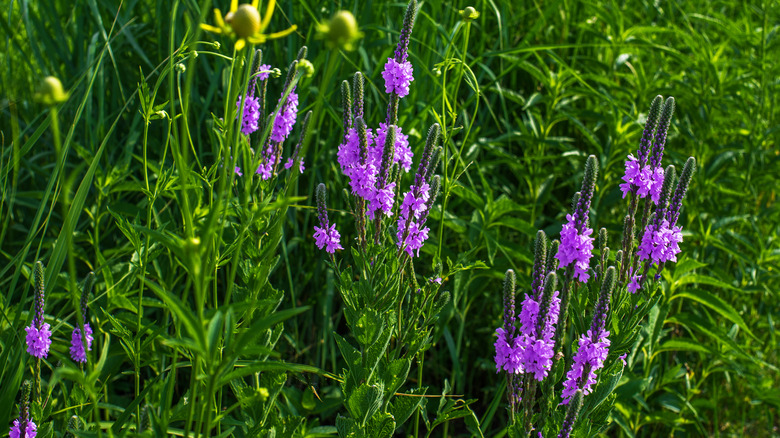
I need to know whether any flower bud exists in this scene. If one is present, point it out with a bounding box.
[225,4,261,38]
[460,6,480,20]
[317,10,362,51]
[35,76,69,105]
[297,59,315,78]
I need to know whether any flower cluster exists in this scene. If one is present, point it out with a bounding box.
[381,58,414,98]
[337,122,413,218]
[26,262,51,359]
[557,214,595,282]
[70,323,94,364]
[313,184,343,254]
[271,91,298,142]
[555,156,598,283]
[619,95,674,204]
[638,219,682,264]
[10,419,37,438]
[619,154,664,203]
[494,240,562,382]
[25,324,52,359]
[560,328,611,404]
[236,95,260,136]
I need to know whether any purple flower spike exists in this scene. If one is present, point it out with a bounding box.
[70,323,93,363]
[236,95,260,136]
[25,323,52,359]
[494,327,523,373]
[638,219,683,265]
[561,328,611,404]
[381,58,414,98]
[557,214,595,282]
[314,223,343,254]
[10,419,37,438]
[27,262,51,359]
[271,92,299,142]
[313,184,343,254]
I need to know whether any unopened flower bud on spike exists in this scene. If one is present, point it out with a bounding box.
[638,95,664,165]
[667,157,696,226]
[546,239,560,273]
[649,96,675,169]
[503,269,516,333]
[297,59,314,78]
[558,389,583,438]
[341,80,352,137]
[531,230,548,298]
[352,72,365,121]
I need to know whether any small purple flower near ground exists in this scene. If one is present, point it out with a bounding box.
[236,95,260,136]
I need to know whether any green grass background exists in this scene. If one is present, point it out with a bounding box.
[1,0,778,436]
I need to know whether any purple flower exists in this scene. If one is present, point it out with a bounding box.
[271,92,298,142]
[375,123,413,171]
[10,419,37,438]
[284,157,305,173]
[619,154,664,203]
[70,323,93,363]
[381,58,414,98]
[236,95,260,136]
[638,219,683,264]
[256,64,272,81]
[400,183,430,219]
[430,277,442,284]
[516,335,555,381]
[396,218,429,257]
[313,184,343,254]
[234,166,243,177]
[367,182,396,219]
[494,327,522,373]
[515,290,560,381]
[313,223,343,254]
[628,274,641,293]
[619,353,627,366]
[256,161,272,180]
[25,322,52,359]
[561,328,611,404]
[556,214,595,282]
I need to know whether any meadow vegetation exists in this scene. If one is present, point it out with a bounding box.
[1,0,778,436]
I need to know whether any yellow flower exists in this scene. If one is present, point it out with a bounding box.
[200,0,297,51]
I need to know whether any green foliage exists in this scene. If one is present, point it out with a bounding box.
[0,0,777,437]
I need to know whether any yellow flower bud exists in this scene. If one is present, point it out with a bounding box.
[459,6,480,20]
[226,4,261,39]
[34,76,69,105]
[297,59,315,78]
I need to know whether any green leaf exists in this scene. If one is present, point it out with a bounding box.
[671,288,757,340]
[656,338,712,355]
[354,308,383,348]
[347,383,384,428]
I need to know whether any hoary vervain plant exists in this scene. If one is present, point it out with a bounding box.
[494,96,697,437]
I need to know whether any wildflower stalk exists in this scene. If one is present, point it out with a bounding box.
[33,261,44,404]
[558,389,583,438]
